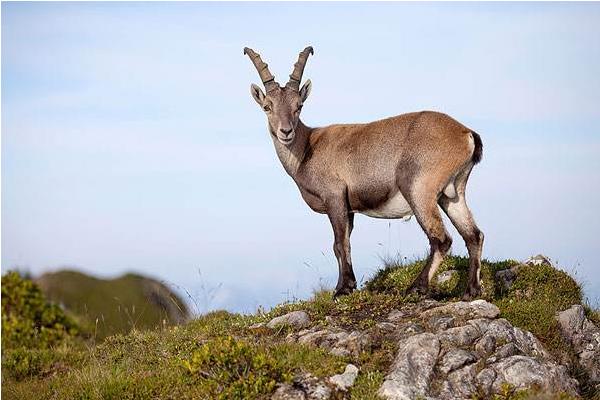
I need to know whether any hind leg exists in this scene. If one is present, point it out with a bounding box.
[406,196,452,295]
[439,193,484,300]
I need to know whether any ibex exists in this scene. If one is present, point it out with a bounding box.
[244,46,484,300]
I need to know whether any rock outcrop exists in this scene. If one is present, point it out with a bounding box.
[379,300,578,399]
[557,304,600,390]
[272,373,333,400]
[267,310,311,329]
[279,300,580,399]
[271,364,359,400]
[329,364,359,391]
[265,254,600,399]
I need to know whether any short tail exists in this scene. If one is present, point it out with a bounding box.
[471,131,483,164]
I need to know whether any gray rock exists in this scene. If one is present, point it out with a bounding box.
[376,322,398,333]
[474,333,496,356]
[469,318,549,360]
[267,311,311,329]
[439,349,477,374]
[471,318,513,343]
[375,299,579,399]
[293,327,369,358]
[303,380,331,400]
[466,317,493,333]
[329,364,359,391]
[297,329,334,346]
[272,384,306,400]
[486,343,519,365]
[557,304,600,385]
[427,315,455,332]
[387,309,406,322]
[439,364,478,399]
[378,333,440,400]
[525,254,552,266]
[299,329,346,351]
[278,298,584,399]
[272,374,332,400]
[335,330,371,357]
[484,355,578,396]
[422,300,500,322]
[403,322,425,335]
[438,324,482,347]
[475,368,497,394]
[512,325,550,359]
[329,347,350,357]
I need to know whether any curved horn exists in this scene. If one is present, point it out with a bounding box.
[286,46,314,91]
[243,47,278,92]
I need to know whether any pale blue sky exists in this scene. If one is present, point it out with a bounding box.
[2,2,600,313]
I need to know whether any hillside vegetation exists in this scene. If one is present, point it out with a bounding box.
[2,256,599,399]
[35,270,189,339]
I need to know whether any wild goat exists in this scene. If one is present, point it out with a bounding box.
[244,46,484,300]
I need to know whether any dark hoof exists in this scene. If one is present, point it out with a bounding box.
[333,286,355,298]
[406,282,428,296]
[462,286,482,301]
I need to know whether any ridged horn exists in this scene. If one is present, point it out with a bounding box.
[286,46,314,91]
[243,47,279,92]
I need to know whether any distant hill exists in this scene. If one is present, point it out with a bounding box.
[35,270,189,339]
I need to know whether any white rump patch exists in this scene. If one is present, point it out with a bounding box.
[358,191,413,220]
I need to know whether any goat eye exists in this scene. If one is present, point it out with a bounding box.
[263,105,271,112]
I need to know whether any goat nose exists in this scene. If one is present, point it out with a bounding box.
[280,127,293,135]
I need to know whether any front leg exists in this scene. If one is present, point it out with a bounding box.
[328,204,357,298]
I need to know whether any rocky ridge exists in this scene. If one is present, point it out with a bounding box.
[261,254,599,399]
[268,299,585,399]
[4,254,598,399]
[558,305,600,392]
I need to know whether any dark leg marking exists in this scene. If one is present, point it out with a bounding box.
[328,205,357,298]
[406,198,452,296]
[439,194,484,300]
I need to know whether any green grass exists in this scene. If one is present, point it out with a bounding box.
[259,288,407,332]
[2,310,346,400]
[2,257,597,400]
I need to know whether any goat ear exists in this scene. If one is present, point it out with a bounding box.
[299,79,312,102]
[250,84,266,106]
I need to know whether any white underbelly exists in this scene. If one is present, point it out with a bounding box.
[356,192,414,220]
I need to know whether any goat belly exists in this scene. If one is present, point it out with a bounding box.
[356,192,413,219]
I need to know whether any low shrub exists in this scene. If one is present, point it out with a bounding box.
[1,271,78,350]
[183,335,288,399]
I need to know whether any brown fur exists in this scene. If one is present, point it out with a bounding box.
[245,48,484,299]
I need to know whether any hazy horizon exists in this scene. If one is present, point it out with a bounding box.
[2,2,600,313]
